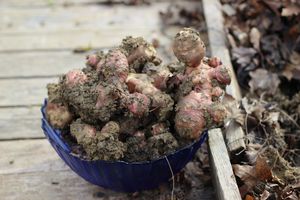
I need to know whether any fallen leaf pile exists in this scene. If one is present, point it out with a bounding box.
[221,0,300,88]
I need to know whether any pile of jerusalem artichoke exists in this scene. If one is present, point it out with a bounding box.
[46,28,231,162]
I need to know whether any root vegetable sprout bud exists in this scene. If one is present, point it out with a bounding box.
[46,28,231,162]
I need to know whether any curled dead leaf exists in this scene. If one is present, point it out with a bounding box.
[249,69,280,95]
[255,156,272,181]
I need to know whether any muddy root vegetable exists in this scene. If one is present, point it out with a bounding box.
[98,49,129,83]
[86,52,104,70]
[46,102,73,129]
[173,28,206,68]
[124,130,148,162]
[126,73,174,121]
[120,36,161,72]
[147,132,179,160]
[124,92,151,118]
[65,69,87,87]
[47,83,62,104]
[142,63,172,91]
[70,120,126,160]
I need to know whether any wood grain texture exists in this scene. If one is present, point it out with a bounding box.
[0,51,87,78]
[202,0,246,155]
[0,0,173,7]
[0,77,57,106]
[0,139,66,174]
[0,3,172,32]
[0,29,167,51]
[208,129,241,200]
[0,139,128,199]
[0,106,43,139]
[0,171,128,200]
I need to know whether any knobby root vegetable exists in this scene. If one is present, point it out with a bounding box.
[173,28,206,68]
[46,102,73,129]
[173,28,231,140]
[70,120,126,160]
[46,28,232,161]
[126,73,174,121]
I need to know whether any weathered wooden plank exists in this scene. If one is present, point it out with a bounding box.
[0,3,170,32]
[208,129,241,200]
[0,170,128,200]
[0,29,168,52]
[0,51,87,78]
[202,0,246,155]
[0,139,66,174]
[0,139,128,200]
[0,77,57,106]
[0,106,43,139]
[0,0,173,7]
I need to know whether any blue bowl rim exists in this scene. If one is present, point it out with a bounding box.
[42,98,208,165]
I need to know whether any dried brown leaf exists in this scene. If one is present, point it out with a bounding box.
[233,164,257,189]
[249,69,280,95]
[245,194,255,200]
[282,5,300,16]
[255,156,272,181]
[282,52,300,80]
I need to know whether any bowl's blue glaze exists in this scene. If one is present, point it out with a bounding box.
[41,99,207,192]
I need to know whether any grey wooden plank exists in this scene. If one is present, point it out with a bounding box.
[0,29,168,51]
[0,106,43,139]
[208,129,241,200]
[0,51,87,78]
[0,77,57,106]
[0,139,126,200]
[0,170,128,200]
[0,3,169,32]
[0,0,173,7]
[202,0,246,155]
[0,139,66,174]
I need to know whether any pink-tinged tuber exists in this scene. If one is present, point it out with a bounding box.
[125,92,151,118]
[46,28,232,162]
[120,36,161,72]
[98,49,129,83]
[65,69,87,87]
[86,52,104,70]
[173,28,231,140]
[126,73,174,121]
[173,28,206,68]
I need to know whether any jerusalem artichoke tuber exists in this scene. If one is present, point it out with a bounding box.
[46,28,231,162]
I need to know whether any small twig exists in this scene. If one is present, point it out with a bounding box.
[165,156,175,200]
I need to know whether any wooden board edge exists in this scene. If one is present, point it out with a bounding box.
[208,128,241,200]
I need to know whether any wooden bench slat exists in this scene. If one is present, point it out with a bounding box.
[0,77,57,106]
[0,0,173,7]
[0,107,44,139]
[0,29,168,51]
[0,51,87,78]
[0,139,67,174]
[0,4,166,32]
[0,170,128,200]
[208,129,241,200]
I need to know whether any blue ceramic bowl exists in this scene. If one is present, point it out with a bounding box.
[41,99,207,192]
